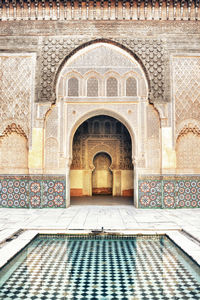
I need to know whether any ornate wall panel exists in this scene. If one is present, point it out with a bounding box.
[138,180,162,208]
[172,56,200,131]
[71,133,82,169]
[45,106,59,139]
[87,139,119,169]
[0,54,36,138]
[0,175,65,208]
[40,38,166,103]
[147,105,160,139]
[87,78,98,97]
[68,77,79,96]
[45,106,59,170]
[0,130,28,172]
[45,138,59,169]
[57,43,147,100]
[176,132,200,169]
[139,176,200,209]
[126,77,137,96]
[146,105,160,169]
[106,77,118,96]
[116,38,166,102]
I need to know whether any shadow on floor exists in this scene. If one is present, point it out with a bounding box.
[71,196,133,206]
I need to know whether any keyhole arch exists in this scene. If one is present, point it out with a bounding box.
[92,152,113,195]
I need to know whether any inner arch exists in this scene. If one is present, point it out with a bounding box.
[69,108,136,160]
[92,152,113,195]
[70,115,134,202]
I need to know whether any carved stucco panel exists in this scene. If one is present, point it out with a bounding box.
[0,132,28,171]
[39,38,167,104]
[176,132,200,169]
[0,53,36,138]
[172,55,200,132]
[87,139,120,170]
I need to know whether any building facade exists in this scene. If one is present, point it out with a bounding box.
[0,0,200,208]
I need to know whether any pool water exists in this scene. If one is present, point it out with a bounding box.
[0,235,200,299]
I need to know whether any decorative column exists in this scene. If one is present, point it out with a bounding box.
[112,169,121,196]
[133,158,138,208]
[154,103,176,172]
[29,103,51,174]
[161,126,176,170]
[83,169,93,196]
[28,127,44,173]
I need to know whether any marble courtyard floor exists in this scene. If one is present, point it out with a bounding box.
[0,201,200,267]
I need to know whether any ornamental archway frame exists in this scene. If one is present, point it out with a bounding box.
[54,38,151,99]
[65,108,138,207]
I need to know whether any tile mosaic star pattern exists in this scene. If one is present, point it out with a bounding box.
[43,180,65,208]
[139,177,200,209]
[0,178,29,208]
[138,180,162,208]
[0,176,66,208]
[0,235,200,299]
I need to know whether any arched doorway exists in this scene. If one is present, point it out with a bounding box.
[54,41,149,207]
[70,115,134,203]
[92,152,113,195]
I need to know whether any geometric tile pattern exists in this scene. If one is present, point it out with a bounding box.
[29,180,42,208]
[0,235,199,299]
[43,180,65,208]
[139,177,200,209]
[0,175,65,208]
[138,180,162,208]
[0,178,29,208]
[174,180,200,209]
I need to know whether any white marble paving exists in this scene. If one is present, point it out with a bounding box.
[0,206,200,234]
[0,206,200,266]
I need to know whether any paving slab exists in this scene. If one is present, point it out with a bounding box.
[0,206,200,253]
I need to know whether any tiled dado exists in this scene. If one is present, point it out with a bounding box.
[138,176,200,209]
[0,175,66,208]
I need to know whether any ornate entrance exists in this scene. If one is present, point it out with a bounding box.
[70,115,134,199]
[92,152,113,195]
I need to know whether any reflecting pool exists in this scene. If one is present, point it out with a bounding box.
[0,235,200,299]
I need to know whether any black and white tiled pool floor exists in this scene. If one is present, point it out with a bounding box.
[0,236,200,299]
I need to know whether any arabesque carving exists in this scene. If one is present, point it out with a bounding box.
[173,56,200,131]
[177,124,200,139]
[2,123,27,139]
[0,55,35,138]
[176,132,200,169]
[115,38,166,103]
[39,38,166,103]
[0,131,28,171]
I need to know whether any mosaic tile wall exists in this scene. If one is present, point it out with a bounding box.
[0,175,66,208]
[138,176,200,208]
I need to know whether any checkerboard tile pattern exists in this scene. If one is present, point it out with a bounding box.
[0,236,199,299]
